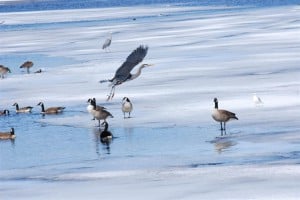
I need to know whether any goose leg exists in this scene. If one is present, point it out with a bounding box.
[220,122,223,131]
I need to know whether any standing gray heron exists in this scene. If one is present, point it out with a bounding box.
[99,45,153,101]
[102,33,112,51]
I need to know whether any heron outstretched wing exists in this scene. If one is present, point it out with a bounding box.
[114,45,148,82]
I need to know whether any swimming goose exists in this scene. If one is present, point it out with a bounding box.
[0,109,9,116]
[37,102,65,114]
[122,97,133,118]
[91,100,113,127]
[0,65,11,79]
[100,121,113,143]
[0,128,15,140]
[20,61,34,73]
[212,98,238,131]
[12,103,33,113]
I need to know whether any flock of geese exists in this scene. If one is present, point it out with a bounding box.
[0,39,265,142]
[0,97,133,142]
[0,94,264,140]
[0,60,42,79]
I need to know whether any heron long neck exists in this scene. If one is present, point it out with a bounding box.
[130,65,144,80]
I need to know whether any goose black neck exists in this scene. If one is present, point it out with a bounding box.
[214,101,218,109]
[40,104,45,112]
[104,123,108,131]
[15,104,19,110]
[92,99,96,109]
[11,128,15,135]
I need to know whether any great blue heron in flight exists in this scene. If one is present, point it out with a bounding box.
[100,45,153,101]
[102,33,112,51]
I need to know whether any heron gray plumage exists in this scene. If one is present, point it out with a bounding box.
[99,45,152,101]
[102,33,112,51]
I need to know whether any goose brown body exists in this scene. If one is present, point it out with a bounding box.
[0,65,11,79]
[20,61,34,73]
[0,109,9,116]
[90,99,113,126]
[212,98,238,131]
[37,102,65,114]
[12,103,33,113]
[0,128,15,139]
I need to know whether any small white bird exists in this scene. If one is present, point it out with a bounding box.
[253,93,263,106]
[122,97,133,118]
[102,32,112,52]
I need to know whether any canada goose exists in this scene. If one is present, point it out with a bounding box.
[91,100,113,127]
[0,109,9,116]
[34,69,42,73]
[37,102,65,114]
[122,97,133,118]
[100,121,113,143]
[87,98,106,119]
[212,98,238,131]
[0,128,15,140]
[12,103,33,113]
[87,98,95,114]
[253,93,263,106]
[20,61,34,73]
[0,65,11,79]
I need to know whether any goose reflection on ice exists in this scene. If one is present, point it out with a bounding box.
[211,136,237,154]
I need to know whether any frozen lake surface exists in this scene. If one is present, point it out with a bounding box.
[1,1,300,199]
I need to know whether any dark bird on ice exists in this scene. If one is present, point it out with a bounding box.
[212,98,238,133]
[0,65,11,79]
[20,61,34,74]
